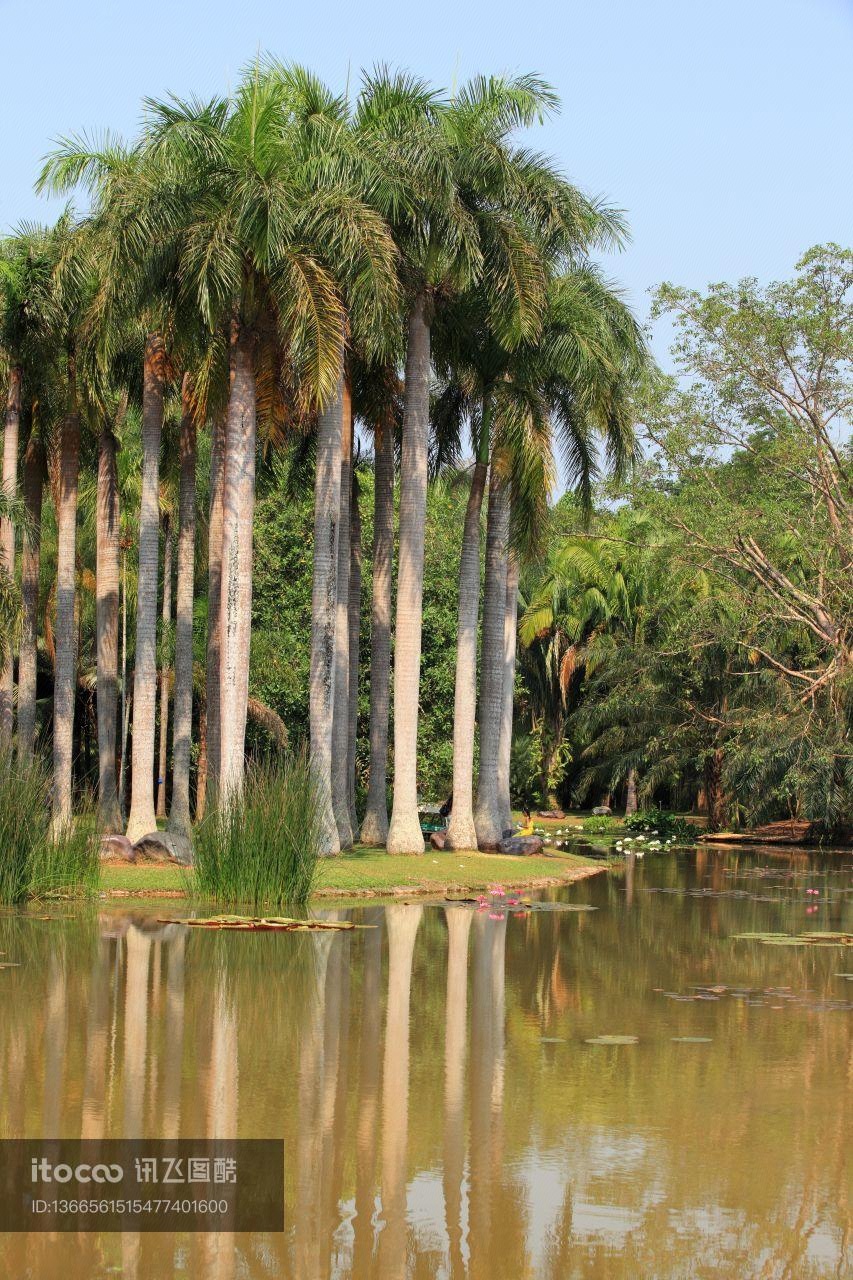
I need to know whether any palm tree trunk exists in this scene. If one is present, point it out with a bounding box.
[331,386,353,849]
[310,376,343,856]
[155,514,173,818]
[0,364,22,746]
[126,333,166,841]
[118,551,129,820]
[446,458,488,849]
[195,698,208,820]
[169,377,197,837]
[96,426,121,831]
[52,364,81,832]
[17,432,43,761]
[625,766,638,816]
[218,320,257,803]
[496,547,519,835]
[359,417,394,845]
[387,292,431,855]
[347,471,362,835]
[704,748,727,832]
[473,465,510,848]
[204,407,226,812]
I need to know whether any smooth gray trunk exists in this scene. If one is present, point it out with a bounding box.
[118,553,129,820]
[446,459,488,850]
[625,765,638,816]
[52,367,81,833]
[387,293,430,854]
[496,547,519,835]
[155,514,173,818]
[331,387,353,848]
[0,364,22,745]
[473,466,510,847]
[310,376,343,856]
[17,432,43,760]
[96,427,121,830]
[219,321,257,803]
[360,418,394,845]
[347,472,362,835]
[169,379,197,837]
[126,333,165,841]
[203,408,226,814]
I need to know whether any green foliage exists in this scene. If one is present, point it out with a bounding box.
[624,810,695,842]
[0,752,99,903]
[251,463,469,801]
[581,814,619,834]
[192,752,322,909]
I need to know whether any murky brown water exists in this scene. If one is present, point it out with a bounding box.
[0,848,850,1278]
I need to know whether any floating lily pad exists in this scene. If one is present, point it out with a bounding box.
[0,962,20,969]
[671,1036,712,1043]
[732,931,851,947]
[585,1034,638,1046]
[540,1037,567,1044]
[159,915,370,932]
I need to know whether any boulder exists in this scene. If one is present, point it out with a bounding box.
[100,834,136,863]
[497,836,544,857]
[430,831,448,850]
[537,809,565,820]
[132,830,194,866]
[591,806,612,817]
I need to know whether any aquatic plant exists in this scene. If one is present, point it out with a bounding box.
[624,810,696,842]
[582,814,620,834]
[192,751,322,909]
[0,751,99,903]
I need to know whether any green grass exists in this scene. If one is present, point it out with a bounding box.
[0,751,99,903]
[100,845,599,898]
[192,753,321,909]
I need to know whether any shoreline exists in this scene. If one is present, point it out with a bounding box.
[95,849,607,903]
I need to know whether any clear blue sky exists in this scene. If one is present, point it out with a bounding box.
[3,0,852,367]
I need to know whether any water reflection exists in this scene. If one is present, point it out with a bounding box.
[0,849,850,1278]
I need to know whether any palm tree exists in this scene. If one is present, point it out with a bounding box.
[310,386,344,855]
[521,512,668,810]
[30,213,95,832]
[17,428,45,759]
[355,359,401,845]
[202,406,226,817]
[0,360,21,747]
[168,373,198,837]
[141,65,398,806]
[95,417,122,829]
[357,69,610,852]
[0,228,56,747]
[124,331,168,838]
[330,381,354,848]
[346,467,363,835]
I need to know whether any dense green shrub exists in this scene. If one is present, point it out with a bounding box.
[0,752,99,903]
[193,752,322,909]
[581,814,620,834]
[624,809,696,842]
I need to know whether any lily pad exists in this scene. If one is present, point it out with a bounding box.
[159,915,370,932]
[585,1034,638,1046]
[540,1037,567,1044]
[671,1036,712,1043]
[732,931,851,947]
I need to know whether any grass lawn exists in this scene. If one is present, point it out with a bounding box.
[99,845,601,899]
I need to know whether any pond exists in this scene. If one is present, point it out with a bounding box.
[0,847,850,1278]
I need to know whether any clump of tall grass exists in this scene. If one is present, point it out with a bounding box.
[192,751,322,910]
[0,751,100,903]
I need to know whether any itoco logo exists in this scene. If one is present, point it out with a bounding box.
[30,1159,123,1184]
